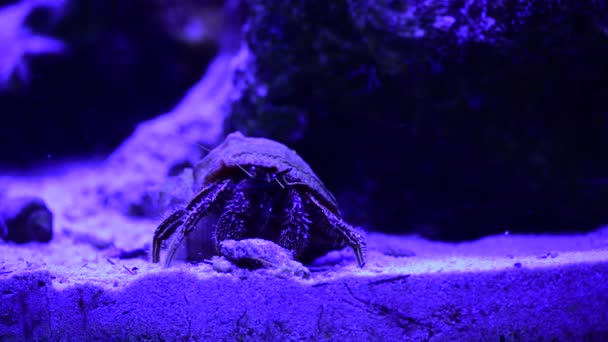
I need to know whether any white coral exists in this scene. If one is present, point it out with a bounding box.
[0,0,65,89]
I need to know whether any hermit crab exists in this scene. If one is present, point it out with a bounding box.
[151,131,367,267]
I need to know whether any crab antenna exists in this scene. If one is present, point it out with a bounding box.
[196,143,211,153]
[236,164,255,178]
[274,177,286,189]
[272,168,292,188]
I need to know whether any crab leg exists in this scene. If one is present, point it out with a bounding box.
[163,179,233,267]
[152,209,187,263]
[215,179,254,252]
[277,188,312,259]
[308,195,367,267]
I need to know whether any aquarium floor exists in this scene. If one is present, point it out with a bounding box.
[1,163,608,341]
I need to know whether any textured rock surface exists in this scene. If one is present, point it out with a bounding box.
[2,148,606,340]
[226,0,608,240]
[1,228,607,340]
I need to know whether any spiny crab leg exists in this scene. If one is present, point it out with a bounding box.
[158,179,232,267]
[308,195,367,267]
[152,209,187,263]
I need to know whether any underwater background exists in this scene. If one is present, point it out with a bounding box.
[2,0,608,242]
[1,0,608,341]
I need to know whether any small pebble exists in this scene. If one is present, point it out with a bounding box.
[0,196,53,244]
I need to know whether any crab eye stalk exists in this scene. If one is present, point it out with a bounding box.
[270,168,292,188]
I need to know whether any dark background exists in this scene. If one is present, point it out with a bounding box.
[2,0,608,241]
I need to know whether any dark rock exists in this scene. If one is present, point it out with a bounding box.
[225,0,608,240]
[0,196,53,244]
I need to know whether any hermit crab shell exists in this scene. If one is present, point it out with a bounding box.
[193,131,339,212]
